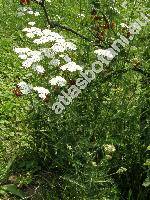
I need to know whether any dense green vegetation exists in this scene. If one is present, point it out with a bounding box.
[0,0,149,199]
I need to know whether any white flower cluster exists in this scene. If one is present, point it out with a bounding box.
[22,27,43,38]
[17,7,40,17]
[33,86,50,100]
[22,26,77,53]
[34,33,63,45]
[14,47,44,68]
[14,13,82,100]
[49,76,67,87]
[17,81,50,100]
[51,41,77,53]
[60,62,83,72]
[33,64,45,74]
[103,144,116,154]
[94,48,115,60]
[17,81,32,94]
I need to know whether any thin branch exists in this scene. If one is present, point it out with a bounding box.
[32,0,91,41]
[42,6,90,41]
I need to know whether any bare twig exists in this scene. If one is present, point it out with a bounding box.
[32,0,91,41]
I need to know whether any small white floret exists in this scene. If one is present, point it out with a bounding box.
[34,11,40,16]
[28,22,36,26]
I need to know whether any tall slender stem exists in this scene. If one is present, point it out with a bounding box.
[40,2,91,41]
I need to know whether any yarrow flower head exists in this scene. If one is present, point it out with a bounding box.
[103,144,116,154]
[14,47,43,68]
[94,48,115,59]
[22,27,42,37]
[17,81,32,94]
[33,65,45,74]
[51,41,77,53]
[49,76,67,87]
[60,62,83,72]
[33,30,64,44]
[33,86,50,100]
